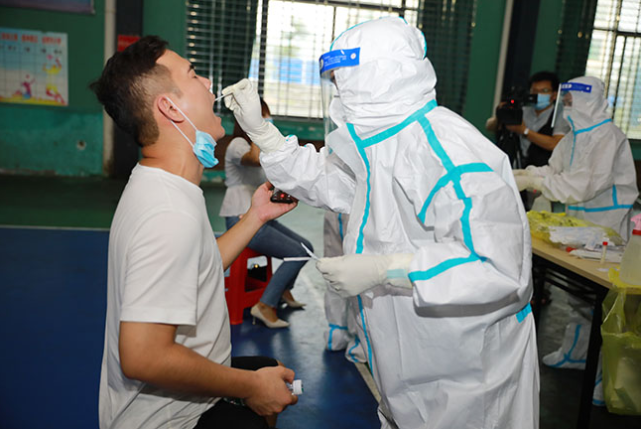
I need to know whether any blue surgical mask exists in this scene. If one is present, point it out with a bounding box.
[535,93,551,110]
[264,117,274,124]
[166,97,219,168]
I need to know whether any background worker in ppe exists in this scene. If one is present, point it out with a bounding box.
[223,17,538,429]
[322,210,365,363]
[514,76,638,374]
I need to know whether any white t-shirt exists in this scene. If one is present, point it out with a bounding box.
[99,164,231,429]
[520,105,571,154]
[219,137,266,217]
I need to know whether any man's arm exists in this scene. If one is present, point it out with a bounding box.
[216,182,296,270]
[506,122,564,151]
[119,321,297,416]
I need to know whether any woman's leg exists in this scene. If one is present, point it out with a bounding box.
[247,220,312,307]
[267,221,314,291]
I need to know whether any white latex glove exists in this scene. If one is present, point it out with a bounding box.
[515,174,544,192]
[316,253,413,298]
[222,79,285,153]
[524,165,546,177]
[512,169,531,177]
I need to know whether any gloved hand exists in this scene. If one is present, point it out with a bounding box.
[222,79,285,153]
[316,253,413,298]
[515,174,544,192]
[513,169,530,177]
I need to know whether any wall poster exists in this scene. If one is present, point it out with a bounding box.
[0,28,68,106]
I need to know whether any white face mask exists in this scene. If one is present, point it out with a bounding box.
[166,97,219,168]
[329,97,347,128]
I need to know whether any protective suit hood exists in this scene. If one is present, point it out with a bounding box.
[331,17,437,128]
[565,76,610,130]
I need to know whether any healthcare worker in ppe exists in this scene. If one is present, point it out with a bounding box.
[514,76,638,372]
[223,17,539,429]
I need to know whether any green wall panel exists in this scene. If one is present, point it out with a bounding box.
[0,1,105,176]
[143,1,186,57]
[0,105,103,176]
[631,140,641,160]
[462,0,506,138]
[531,0,564,75]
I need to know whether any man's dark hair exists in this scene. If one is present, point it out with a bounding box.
[90,35,176,146]
[528,71,560,91]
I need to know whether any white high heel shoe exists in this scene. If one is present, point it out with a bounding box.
[281,291,306,309]
[250,304,289,328]
[281,295,306,309]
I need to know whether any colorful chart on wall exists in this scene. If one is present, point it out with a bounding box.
[0,0,93,14]
[0,28,68,106]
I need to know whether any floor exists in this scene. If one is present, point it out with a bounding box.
[1,174,640,428]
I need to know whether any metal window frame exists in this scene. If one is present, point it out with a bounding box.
[185,0,420,120]
[590,0,641,135]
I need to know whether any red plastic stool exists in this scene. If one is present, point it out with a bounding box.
[224,247,273,325]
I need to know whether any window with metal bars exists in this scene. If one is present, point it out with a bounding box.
[586,0,641,140]
[185,0,476,121]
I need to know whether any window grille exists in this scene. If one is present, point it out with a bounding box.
[185,0,475,120]
[586,0,641,139]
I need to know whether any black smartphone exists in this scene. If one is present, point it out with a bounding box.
[270,189,295,203]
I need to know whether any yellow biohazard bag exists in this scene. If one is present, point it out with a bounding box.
[600,269,641,415]
[527,211,622,245]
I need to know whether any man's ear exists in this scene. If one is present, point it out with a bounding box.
[157,95,184,123]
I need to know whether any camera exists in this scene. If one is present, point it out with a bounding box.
[496,87,537,125]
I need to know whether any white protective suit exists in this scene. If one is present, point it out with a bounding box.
[322,211,366,363]
[525,77,638,371]
[238,18,540,429]
[526,76,638,238]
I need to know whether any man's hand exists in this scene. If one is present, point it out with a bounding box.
[506,121,526,135]
[222,79,285,153]
[244,366,298,416]
[248,182,297,224]
[316,253,413,298]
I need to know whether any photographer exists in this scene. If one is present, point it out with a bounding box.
[488,71,570,168]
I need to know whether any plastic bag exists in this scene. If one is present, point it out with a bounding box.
[600,271,641,415]
[527,211,622,245]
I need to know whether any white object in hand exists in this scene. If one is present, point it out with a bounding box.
[286,379,303,395]
[283,243,319,262]
[221,79,286,153]
[301,242,319,260]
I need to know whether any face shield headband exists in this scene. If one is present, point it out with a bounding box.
[551,82,593,128]
[319,47,360,136]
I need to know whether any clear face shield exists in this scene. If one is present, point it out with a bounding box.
[551,81,593,127]
[319,47,360,137]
